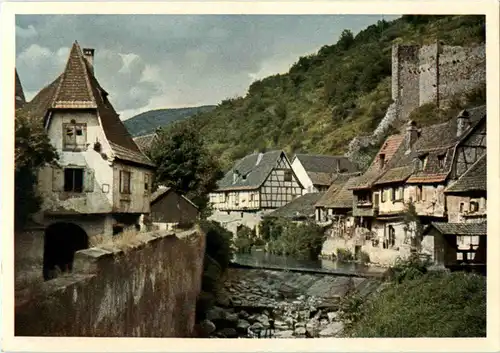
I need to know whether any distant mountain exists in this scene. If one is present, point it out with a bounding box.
[124,106,216,137]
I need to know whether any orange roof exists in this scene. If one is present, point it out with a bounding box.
[406,173,449,183]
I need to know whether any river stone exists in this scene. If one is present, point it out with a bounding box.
[199,320,216,335]
[327,312,338,322]
[236,319,250,333]
[206,306,225,321]
[274,320,289,330]
[320,318,329,326]
[274,330,294,338]
[294,327,306,336]
[224,312,239,322]
[319,322,344,337]
[239,310,250,319]
[217,327,238,338]
[256,314,269,325]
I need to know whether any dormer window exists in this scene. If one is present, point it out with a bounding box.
[469,201,479,213]
[379,153,386,169]
[418,154,428,171]
[63,121,87,151]
[437,154,446,168]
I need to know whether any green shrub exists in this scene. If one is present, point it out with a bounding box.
[346,272,486,337]
[199,220,233,271]
[390,254,431,284]
[337,248,354,263]
[356,250,371,264]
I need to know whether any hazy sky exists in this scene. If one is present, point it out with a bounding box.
[16,15,399,120]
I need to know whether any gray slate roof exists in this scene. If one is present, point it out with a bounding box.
[426,221,486,236]
[293,154,358,186]
[267,192,324,219]
[316,174,362,209]
[445,153,486,193]
[151,186,198,208]
[133,133,158,154]
[216,150,289,191]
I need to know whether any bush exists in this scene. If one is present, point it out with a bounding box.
[346,271,486,337]
[356,250,371,264]
[337,248,354,263]
[234,225,256,253]
[200,220,233,271]
[390,254,431,284]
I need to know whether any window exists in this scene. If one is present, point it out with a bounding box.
[120,170,131,194]
[469,201,479,212]
[144,174,150,192]
[381,189,386,203]
[64,168,84,193]
[459,202,465,212]
[437,154,446,168]
[379,153,386,169]
[249,194,254,202]
[396,186,404,201]
[419,155,428,170]
[284,170,293,182]
[391,188,396,202]
[416,185,423,201]
[63,121,87,150]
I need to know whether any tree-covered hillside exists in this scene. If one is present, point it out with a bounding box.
[124,105,216,137]
[170,15,484,171]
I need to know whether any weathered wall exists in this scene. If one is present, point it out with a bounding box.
[405,184,446,217]
[112,163,152,214]
[15,228,206,337]
[446,194,487,223]
[208,209,274,236]
[209,190,260,211]
[15,227,45,289]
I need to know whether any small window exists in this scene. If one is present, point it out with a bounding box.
[63,122,87,150]
[381,189,386,203]
[459,202,465,212]
[391,188,396,202]
[120,170,131,194]
[64,168,84,193]
[419,155,428,170]
[470,201,479,212]
[249,194,253,202]
[437,154,446,168]
[416,185,423,201]
[144,174,150,192]
[284,170,293,182]
[379,154,386,169]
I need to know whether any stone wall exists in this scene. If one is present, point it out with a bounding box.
[15,228,205,337]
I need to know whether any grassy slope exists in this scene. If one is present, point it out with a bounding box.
[178,15,484,171]
[124,105,216,137]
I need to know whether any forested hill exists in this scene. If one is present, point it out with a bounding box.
[124,105,216,137]
[171,15,485,171]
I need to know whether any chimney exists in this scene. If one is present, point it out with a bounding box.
[405,120,419,151]
[456,109,470,137]
[233,169,240,184]
[83,48,95,71]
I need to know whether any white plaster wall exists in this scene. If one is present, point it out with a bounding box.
[290,158,314,194]
[209,190,260,211]
[38,111,115,214]
[405,184,446,217]
[377,186,406,214]
[112,164,152,214]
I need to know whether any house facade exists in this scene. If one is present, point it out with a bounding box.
[208,150,303,235]
[291,154,358,194]
[343,106,486,266]
[146,186,200,231]
[17,41,156,279]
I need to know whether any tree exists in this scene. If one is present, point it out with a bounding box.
[148,121,224,216]
[337,29,355,51]
[15,111,58,228]
[402,201,424,252]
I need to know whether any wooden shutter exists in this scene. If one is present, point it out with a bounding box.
[52,166,64,192]
[391,188,395,201]
[84,168,95,192]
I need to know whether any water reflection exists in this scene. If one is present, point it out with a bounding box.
[232,250,387,277]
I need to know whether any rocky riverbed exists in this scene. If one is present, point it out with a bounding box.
[200,268,382,338]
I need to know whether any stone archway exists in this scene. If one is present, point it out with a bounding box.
[43,222,88,280]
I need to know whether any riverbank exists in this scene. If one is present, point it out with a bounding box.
[198,268,383,338]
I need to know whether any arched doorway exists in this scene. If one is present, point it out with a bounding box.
[43,222,88,280]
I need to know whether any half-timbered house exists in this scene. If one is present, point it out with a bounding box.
[208,150,303,235]
[16,41,156,279]
[291,154,358,194]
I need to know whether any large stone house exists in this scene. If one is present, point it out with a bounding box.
[344,105,486,266]
[16,41,156,279]
[291,154,358,194]
[208,150,303,235]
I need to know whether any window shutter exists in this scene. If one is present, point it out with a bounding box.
[52,166,64,192]
[391,188,395,201]
[84,169,95,192]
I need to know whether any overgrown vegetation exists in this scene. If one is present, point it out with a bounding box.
[164,15,485,171]
[196,220,234,320]
[148,121,224,216]
[336,248,354,263]
[263,217,326,259]
[339,257,486,337]
[15,111,58,229]
[233,225,265,254]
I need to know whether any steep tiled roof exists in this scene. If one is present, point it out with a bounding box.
[316,174,361,209]
[350,134,405,190]
[294,154,356,173]
[426,221,486,236]
[17,41,154,168]
[306,172,334,186]
[216,150,291,191]
[133,133,158,154]
[151,186,199,208]
[445,153,486,193]
[267,192,324,219]
[373,105,486,185]
[15,69,26,109]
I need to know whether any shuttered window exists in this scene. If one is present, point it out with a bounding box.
[120,171,131,194]
[64,168,84,193]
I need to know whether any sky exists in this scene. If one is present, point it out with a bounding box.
[16,15,399,120]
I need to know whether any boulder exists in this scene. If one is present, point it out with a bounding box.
[294,327,306,336]
[274,330,294,338]
[206,306,225,321]
[224,312,239,323]
[274,320,289,330]
[319,322,344,337]
[216,327,238,338]
[239,310,250,319]
[199,320,216,336]
[327,312,338,322]
[236,319,250,333]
